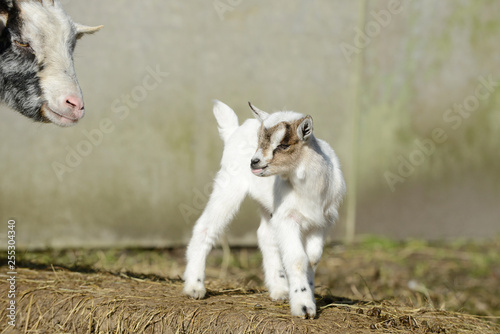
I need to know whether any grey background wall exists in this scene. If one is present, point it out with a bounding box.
[0,0,499,249]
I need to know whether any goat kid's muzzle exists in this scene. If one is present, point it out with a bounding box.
[250,157,268,176]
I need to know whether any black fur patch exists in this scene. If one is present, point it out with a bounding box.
[0,2,44,120]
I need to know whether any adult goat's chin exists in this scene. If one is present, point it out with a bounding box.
[40,103,84,127]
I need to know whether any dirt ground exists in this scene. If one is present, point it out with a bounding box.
[1,237,499,333]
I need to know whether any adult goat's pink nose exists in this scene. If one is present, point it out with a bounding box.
[65,95,85,119]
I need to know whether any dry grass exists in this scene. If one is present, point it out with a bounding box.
[0,268,499,334]
[1,238,499,333]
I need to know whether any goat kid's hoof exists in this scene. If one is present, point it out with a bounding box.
[291,302,316,319]
[183,281,206,299]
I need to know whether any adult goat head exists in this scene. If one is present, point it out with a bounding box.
[0,0,102,126]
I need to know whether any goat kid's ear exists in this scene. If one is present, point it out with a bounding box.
[297,115,313,141]
[248,102,269,122]
[75,23,104,39]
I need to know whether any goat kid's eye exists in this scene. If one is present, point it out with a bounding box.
[277,144,290,151]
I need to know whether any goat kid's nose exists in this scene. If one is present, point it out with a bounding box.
[65,95,85,118]
[251,158,261,168]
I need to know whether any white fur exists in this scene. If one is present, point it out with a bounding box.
[262,111,304,129]
[183,101,346,319]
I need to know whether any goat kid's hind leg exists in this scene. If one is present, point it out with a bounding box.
[257,211,288,300]
[304,229,326,294]
[183,172,247,299]
[275,217,316,319]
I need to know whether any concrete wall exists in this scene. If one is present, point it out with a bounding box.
[0,0,499,249]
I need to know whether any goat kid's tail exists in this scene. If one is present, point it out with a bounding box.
[213,100,239,143]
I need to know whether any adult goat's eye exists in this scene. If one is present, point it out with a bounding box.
[14,40,30,48]
[14,40,34,53]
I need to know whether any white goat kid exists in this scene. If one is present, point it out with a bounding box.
[183,101,345,319]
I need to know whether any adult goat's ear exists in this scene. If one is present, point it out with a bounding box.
[0,0,13,34]
[248,102,269,122]
[75,23,104,39]
[0,11,8,34]
[297,115,313,141]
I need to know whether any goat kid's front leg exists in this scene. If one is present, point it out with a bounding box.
[274,216,316,319]
[183,173,247,299]
[257,212,289,300]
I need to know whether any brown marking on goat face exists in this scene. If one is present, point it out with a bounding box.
[256,117,311,174]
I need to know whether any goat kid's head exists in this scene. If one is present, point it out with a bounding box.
[0,0,102,126]
[249,102,313,177]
